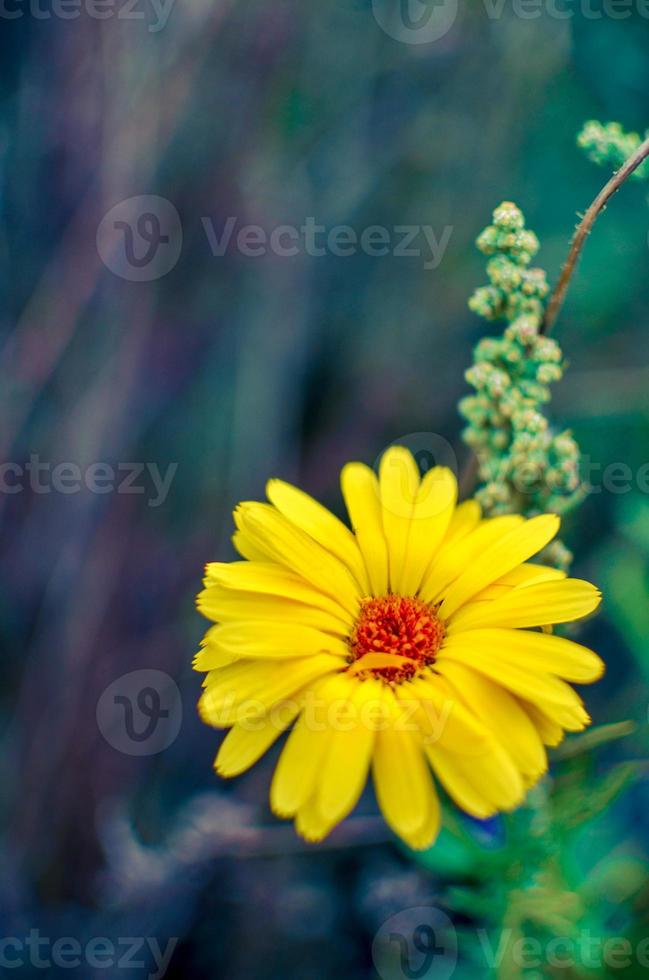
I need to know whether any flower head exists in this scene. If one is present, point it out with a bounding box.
[195,447,603,849]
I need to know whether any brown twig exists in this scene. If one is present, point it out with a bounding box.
[542,134,649,335]
[458,450,479,500]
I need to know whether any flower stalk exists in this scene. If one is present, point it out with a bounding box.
[543,126,649,335]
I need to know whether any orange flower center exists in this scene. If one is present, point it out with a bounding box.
[349,595,445,682]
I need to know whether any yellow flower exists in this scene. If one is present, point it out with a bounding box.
[195,447,603,849]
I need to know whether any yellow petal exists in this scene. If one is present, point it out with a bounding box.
[214,700,301,777]
[426,740,525,819]
[204,561,352,626]
[442,499,482,546]
[266,478,370,593]
[316,676,382,824]
[436,660,547,779]
[235,502,361,615]
[399,467,458,597]
[418,515,524,605]
[341,462,389,596]
[348,652,418,676]
[402,787,441,851]
[198,654,340,728]
[378,446,420,595]
[372,686,440,845]
[439,635,587,707]
[270,673,351,818]
[195,621,349,667]
[197,589,349,636]
[443,628,603,683]
[426,752,495,818]
[294,793,337,843]
[473,562,566,602]
[232,530,270,563]
[271,723,329,818]
[193,625,241,671]
[438,514,560,619]
[448,579,601,632]
[522,700,567,746]
[524,695,590,733]
[397,673,494,756]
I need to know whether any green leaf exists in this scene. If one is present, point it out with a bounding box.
[557,761,645,829]
[553,721,636,760]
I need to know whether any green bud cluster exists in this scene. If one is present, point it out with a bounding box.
[460,202,585,569]
[577,120,649,180]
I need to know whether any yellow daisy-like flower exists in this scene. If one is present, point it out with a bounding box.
[195,447,603,849]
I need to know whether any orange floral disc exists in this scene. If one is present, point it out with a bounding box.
[349,595,445,681]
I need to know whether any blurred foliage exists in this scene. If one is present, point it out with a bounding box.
[409,726,647,979]
[0,3,649,979]
[578,121,649,180]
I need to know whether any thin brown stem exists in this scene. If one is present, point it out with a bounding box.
[458,450,479,499]
[542,134,649,335]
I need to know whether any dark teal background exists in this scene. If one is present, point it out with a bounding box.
[1,3,648,977]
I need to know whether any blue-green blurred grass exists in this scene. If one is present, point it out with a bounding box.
[0,3,648,977]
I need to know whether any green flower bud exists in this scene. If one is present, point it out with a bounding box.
[492,201,525,231]
[462,199,583,569]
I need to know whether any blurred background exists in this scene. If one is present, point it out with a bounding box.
[1,1,649,977]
